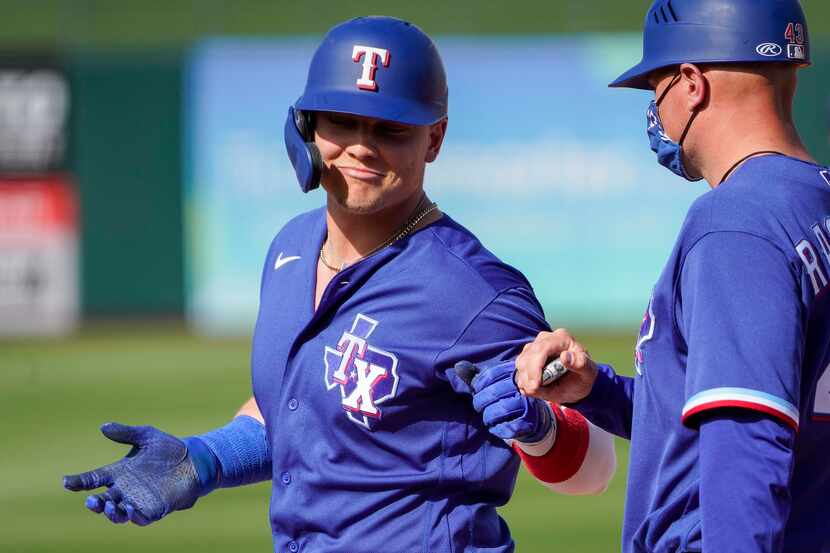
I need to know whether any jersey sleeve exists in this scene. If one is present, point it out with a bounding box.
[434,286,550,374]
[569,363,635,439]
[678,231,804,430]
[514,404,616,495]
[699,410,795,552]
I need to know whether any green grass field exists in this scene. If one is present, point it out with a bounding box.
[1,324,635,552]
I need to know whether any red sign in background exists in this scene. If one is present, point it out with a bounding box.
[0,176,79,335]
[0,177,76,234]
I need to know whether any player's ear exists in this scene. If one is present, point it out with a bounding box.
[679,64,708,112]
[425,117,448,163]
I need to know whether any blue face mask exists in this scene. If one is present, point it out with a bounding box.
[646,74,702,182]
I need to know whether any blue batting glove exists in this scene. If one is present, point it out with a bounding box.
[453,360,552,443]
[63,422,219,526]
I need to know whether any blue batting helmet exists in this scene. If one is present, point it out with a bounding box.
[611,0,811,90]
[284,16,448,192]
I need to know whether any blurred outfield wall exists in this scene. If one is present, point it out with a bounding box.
[9,32,828,326]
[68,52,184,316]
[4,1,829,326]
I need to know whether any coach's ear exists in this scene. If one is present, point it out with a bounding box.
[679,63,708,112]
[425,117,448,163]
[445,361,479,396]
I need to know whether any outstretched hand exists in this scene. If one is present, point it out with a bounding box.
[63,423,216,526]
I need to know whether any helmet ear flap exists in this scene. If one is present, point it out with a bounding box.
[295,109,314,140]
[284,106,322,193]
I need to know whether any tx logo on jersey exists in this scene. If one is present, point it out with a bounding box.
[324,314,399,429]
[352,45,390,91]
[634,295,656,376]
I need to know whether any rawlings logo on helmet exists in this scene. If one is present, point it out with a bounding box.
[352,45,391,91]
[756,43,783,57]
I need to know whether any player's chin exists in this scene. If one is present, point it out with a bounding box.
[339,186,389,215]
[349,202,388,216]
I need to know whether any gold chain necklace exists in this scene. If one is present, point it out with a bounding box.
[319,199,439,272]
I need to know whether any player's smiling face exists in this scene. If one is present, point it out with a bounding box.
[314,111,446,214]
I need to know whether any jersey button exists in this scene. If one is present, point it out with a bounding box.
[288,398,299,411]
[281,471,292,485]
[288,541,299,552]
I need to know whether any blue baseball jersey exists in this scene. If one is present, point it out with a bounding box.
[624,155,830,551]
[250,207,549,553]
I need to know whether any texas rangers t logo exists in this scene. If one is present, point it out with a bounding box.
[634,294,655,376]
[352,45,390,91]
[324,314,400,428]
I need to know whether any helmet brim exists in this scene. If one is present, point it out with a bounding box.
[609,55,812,91]
[296,90,446,127]
[609,61,660,90]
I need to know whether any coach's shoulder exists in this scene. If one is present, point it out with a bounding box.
[681,176,775,238]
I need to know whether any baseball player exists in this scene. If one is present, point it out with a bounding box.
[515,1,830,552]
[63,17,615,552]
